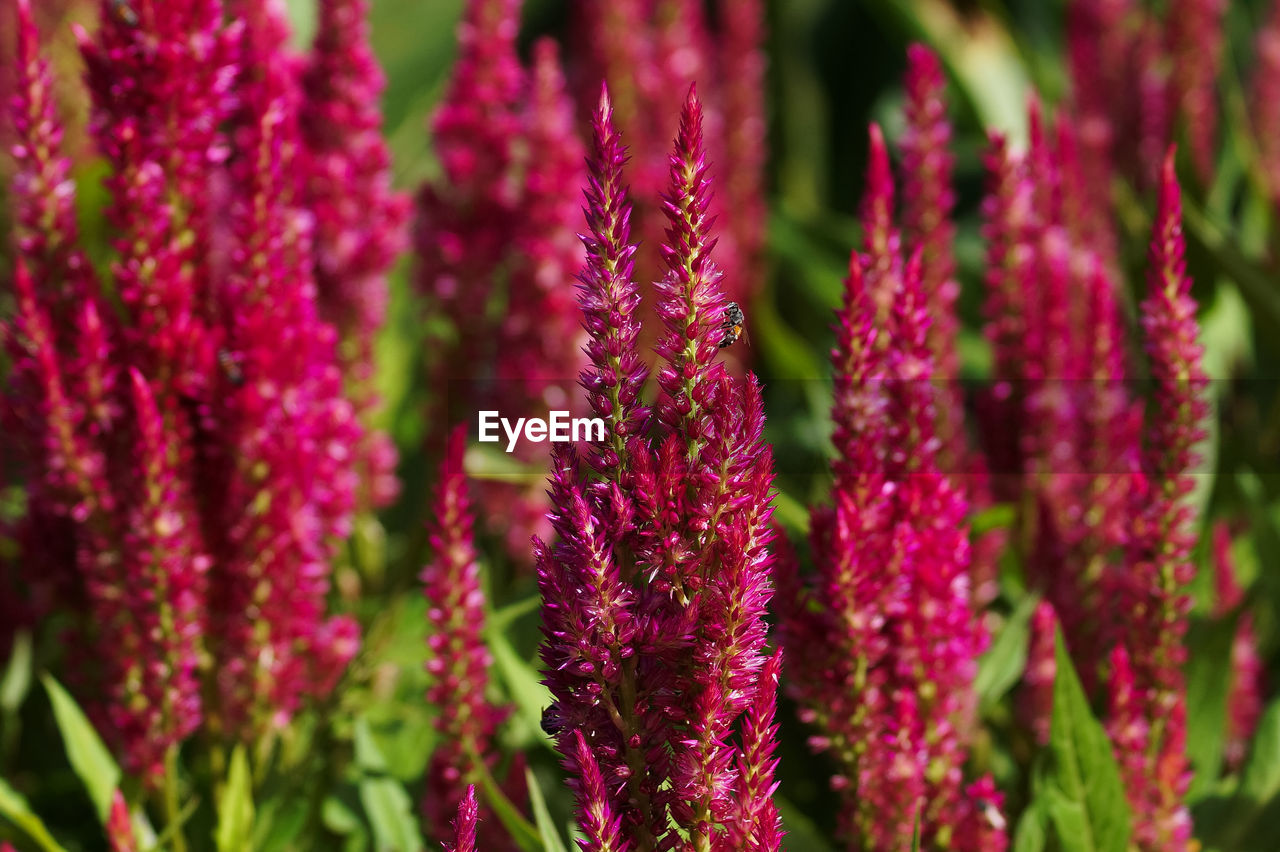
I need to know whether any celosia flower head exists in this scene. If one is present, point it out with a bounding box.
[421,426,512,847]
[538,84,780,852]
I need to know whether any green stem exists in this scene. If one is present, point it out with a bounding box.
[163,745,188,852]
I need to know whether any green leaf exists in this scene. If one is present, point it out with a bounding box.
[1039,630,1132,852]
[1199,700,1280,850]
[354,717,423,852]
[775,796,835,852]
[41,674,121,825]
[485,622,553,750]
[525,767,569,852]
[489,594,543,635]
[469,756,544,852]
[971,503,1016,537]
[1185,613,1240,800]
[1011,796,1047,852]
[0,778,69,852]
[252,797,308,852]
[1,630,33,713]
[975,593,1040,706]
[215,746,255,852]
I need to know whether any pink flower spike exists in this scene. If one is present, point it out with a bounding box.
[421,426,510,846]
[444,785,479,852]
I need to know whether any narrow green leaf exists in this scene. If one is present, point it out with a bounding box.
[525,767,569,852]
[215,745,255,852]
[1202,699,1280,849]
[1011,797,1047,852]
[252,798,308,852]
[0,778,69,852]
[975,593,1040,705]
[41,674,121,825]
[485,623,553,750]
[1185,613,1240,800]
[1040,630,1132,852]
[971,503,1016,537]
[469,756,544,852]
[489,594,542,635]
[0,630,33,713]
[354,717,423,852]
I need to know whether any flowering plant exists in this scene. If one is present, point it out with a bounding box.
[1,1,1278,851]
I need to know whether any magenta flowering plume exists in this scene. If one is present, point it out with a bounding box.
[1211,522,1263,771]
[1022,601,1058,746]
[1112,148,1208,851]
[98,369,207,780]
[201,6,363,734]
[444,785,479,852]
[5,0,393,775]
[537,85,780,852]
[570,0,768,311]
[858,124,901,322]
[416,0,587,561]
[717,0,767,276]
[107,790,136,852]
[976,104,1147,689]
[569,731,629,852]
[977,133,1034,488]
[421,426,512,847]
[576,85,650,479]
[1066,0,1141,191]
[299,0,411,511]
[1165,0,1227,182]
[901,45,958,391]
[777,241,1001,848]
[1253,1,1280,202]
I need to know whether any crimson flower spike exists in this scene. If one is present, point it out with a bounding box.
[299,0,411,511]
[859,123,901,321]
[444,785,479,852]
[538,83,779,852]
[1166,0,1227,182]
[1253,1,1280,202]
[1114,147,1208,851]
[777,245,1001,850]
[421,426,511,847]
[576,85,650,478]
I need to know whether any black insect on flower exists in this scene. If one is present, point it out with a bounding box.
[718,301,745,349]
[540,704,564,737]
[217,348,245,388]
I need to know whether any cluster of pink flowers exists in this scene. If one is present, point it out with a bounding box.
[978,50,1224,852]
[416,0,769,562]
[420,426,521,848]
[774,57,999,846]
[1068,0,1227,187]
[1,0,402,777]
[534,86,781,851]
[570,0,767,310]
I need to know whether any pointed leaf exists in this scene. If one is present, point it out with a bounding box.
[215,745,254,851]
[354,717,423,852]
[1040,630,1132,852]
[0,778,69,852]
[525,767,569,852]
[41,674,121,825]
[975,592,1039,705]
